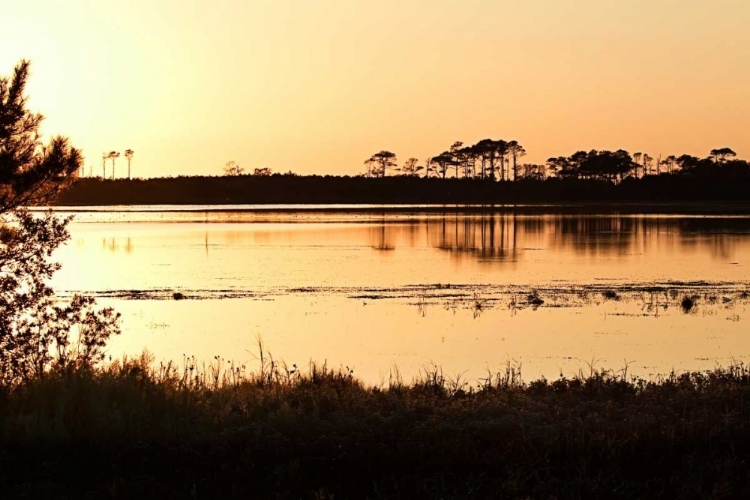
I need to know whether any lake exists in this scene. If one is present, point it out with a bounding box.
[50,205,750,384]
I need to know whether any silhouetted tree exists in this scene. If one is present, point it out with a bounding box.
[449,142,464,178]
[0,63,82,210]
[614,150,636,181]
[473,139,493,179]
[662,155,677,174]
[365,151,397,178]
[675,154,701,174]
[422,156,433,178]
[223,161,244,176]
[431,152,454,179]
[643,154,654,176]
[602,150,633,181]
[108,151,120,179]
[520,163,545,180]
[470,139,507,180]
[124,149,134,179]
[457,145,477,178]
[544,149,635,182]
[400,157,422,177]
[507,140,526,181]
[493,140,509,181]
[253,167,272,176]
[633,152,643,178]
[101,152,108,179]
[546,156,569,178]
[710,147,737,164]
[0,60,119,385]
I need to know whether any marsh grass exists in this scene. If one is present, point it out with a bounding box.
[2,343,750,498]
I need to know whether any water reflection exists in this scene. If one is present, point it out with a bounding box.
[53,211,750,384]
[547,216,749,260]
[364,215,750,262]
[100,237,134,254]
[371,222,395,251]
[429,215,520,260]
[57,213,750,296]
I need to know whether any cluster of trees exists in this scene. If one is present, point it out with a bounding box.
[365,142,745,183]
[222,161,272,177]
[99,149,134,179]
[64,143,749,205]
[547,147,740,182]
[365,139,527,181]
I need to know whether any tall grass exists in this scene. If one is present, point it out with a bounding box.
[2,343,750,498]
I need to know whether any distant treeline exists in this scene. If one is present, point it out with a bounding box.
[58,144,750,205]
[362,141,742,182]
[55,174,750,206]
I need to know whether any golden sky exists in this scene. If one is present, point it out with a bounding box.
[2,0,749,177]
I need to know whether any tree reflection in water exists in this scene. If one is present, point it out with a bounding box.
[366,214,750,262]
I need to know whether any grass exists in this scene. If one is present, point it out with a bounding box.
[1,344,750,498]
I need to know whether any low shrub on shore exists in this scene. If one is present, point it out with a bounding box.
[1,346,750,499]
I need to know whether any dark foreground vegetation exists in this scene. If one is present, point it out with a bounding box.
[2,353,750,499]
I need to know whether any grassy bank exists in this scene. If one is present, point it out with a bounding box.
[1,351,749,499]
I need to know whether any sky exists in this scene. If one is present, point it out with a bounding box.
[2,0,749,178]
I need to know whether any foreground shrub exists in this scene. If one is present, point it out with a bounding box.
[0,60,120,387]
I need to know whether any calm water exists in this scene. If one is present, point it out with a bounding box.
[50,206,750,383]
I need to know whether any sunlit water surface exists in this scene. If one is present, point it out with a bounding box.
[49,206,750,383]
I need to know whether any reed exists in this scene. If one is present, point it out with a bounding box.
[1,345,749,498]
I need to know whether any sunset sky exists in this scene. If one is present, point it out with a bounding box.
[2,0,748,178]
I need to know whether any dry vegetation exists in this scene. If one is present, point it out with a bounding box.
[2,341,750,498]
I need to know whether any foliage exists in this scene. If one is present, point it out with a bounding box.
[364,150,397,178]
[399,157,422,176]
[0,60,120,386]
[0,212,120,385]
[252,167,272,176]
[710,147,736,163]
[0,61,82,212]
[223,160,244,176]
[429,151,455,178]
[357,133,747,187]
[550,149,635,181]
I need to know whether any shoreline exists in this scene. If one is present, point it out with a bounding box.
[47,201,750,215]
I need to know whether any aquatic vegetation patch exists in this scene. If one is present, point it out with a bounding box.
[681,295,697,313]
[58,288,261,300]
[57,281,750,321]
